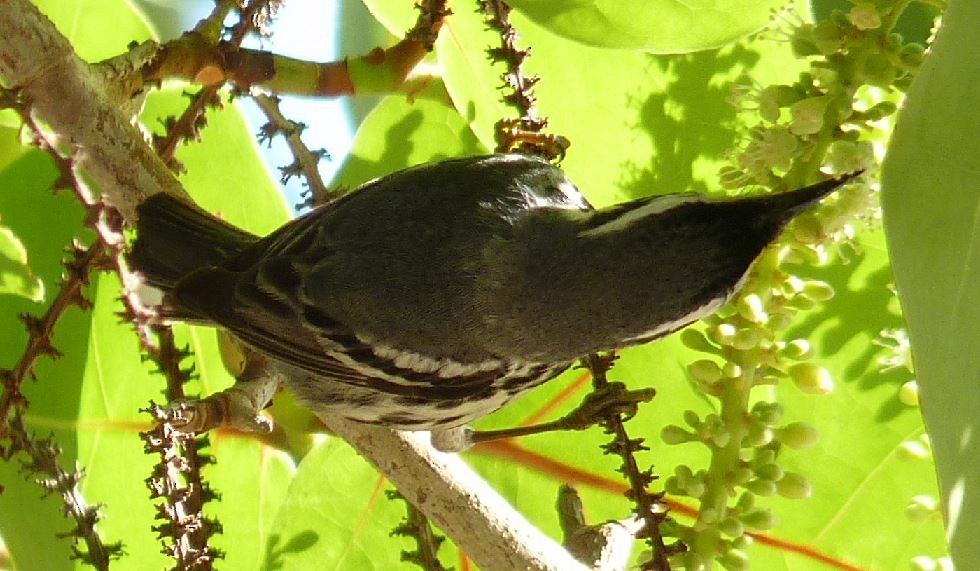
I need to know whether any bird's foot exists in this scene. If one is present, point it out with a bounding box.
[164,357,281,434]
[556,382,656,430]
[166,386,275,434]
[437,382,656,452]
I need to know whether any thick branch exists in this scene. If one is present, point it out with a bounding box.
[0,3,594,570]
[324,419,588,571]
[0,0,184,219]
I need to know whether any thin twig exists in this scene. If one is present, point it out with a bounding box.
[251,93,335,207]
[585,355,677,570]
[479,0,568,159]
[389,490,451,571]
[0,242,120,569]
[0,90,124,565]
[0,241,106,433]
[151,0,278,172]
[141,401,220,571]
[6,413,124,569]
[153,86,222,172]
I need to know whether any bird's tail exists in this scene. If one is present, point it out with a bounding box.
[129,193,259,291]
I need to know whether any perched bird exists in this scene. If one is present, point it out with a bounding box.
[130,154,856,432]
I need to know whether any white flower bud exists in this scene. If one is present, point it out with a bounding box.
[802,280,835,301]
[689,359,723,384]
[722,361,743,379]
[781,339,812,360]
[718,517,745,539]
[776,472,813,500]
[713,323,738,345]
[719,548,750,571]
[790,363,834,394]
[745,478,777,497]
[848,3,881,30]
[740,507,775,531]
[899,380,919,407]
[776,422,821,449]
[661,425,693,445]
[755,462,784,482]
[737,293,768,324]
[732,327,763,350]
[905,495,938,522]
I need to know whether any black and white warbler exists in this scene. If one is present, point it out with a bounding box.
[130,154,856,433]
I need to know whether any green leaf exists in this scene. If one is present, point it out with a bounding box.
[201,412,296,570]
[881,2,980,569]
[261,438,445,570]
[0,222,43,301]
[333,95,487,187]
[74,273,167,568]
[0,110,21,131]
[32,0,155,61]
[139,87,291,231]
[507,0,788,52]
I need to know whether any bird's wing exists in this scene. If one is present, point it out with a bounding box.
[171,258,508,400]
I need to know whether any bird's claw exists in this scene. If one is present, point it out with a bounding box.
[559,382,657,430]
[165,399,214,433]
[165,388,274,435]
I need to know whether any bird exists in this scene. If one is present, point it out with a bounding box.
[129,154,857,434]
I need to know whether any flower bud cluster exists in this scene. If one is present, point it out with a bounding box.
[665,2,928,567]
[667,490,776,570]
[663,406,816,502]
[667,248,837,565]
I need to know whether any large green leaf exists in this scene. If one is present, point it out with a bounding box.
[881,1,980,569]
[333,94,487,186]
[259,438,453,570]
[201,407,296,571]
[507,0,789,52]
[32,0,154,61]
[366,0,787,53]
[139,87,291,233]
[74,273,167,568]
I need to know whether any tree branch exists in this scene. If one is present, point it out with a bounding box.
[0,2,596,569]
[325,419,587,571]
[0,1,184,220]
